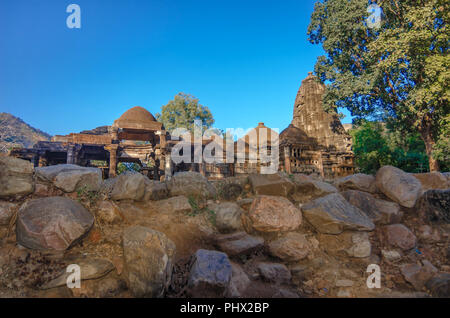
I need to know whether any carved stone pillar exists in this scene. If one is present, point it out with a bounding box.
[284,146,291,174]
[105,145,119,178]
[164,152,173,181]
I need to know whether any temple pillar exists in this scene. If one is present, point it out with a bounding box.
[67,144,76,164]
[105,145,119,178]
[164,152,173,181]
[284,146,291,174]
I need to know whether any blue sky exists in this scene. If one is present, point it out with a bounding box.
[0,0,352,136]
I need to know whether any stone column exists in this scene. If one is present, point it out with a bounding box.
[284,146,291,174]
[67,144,76,164]
[164,152,173,181]
[105,145,119,178]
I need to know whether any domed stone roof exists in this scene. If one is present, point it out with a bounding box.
[280,124,317,146]
[113,106,159,130]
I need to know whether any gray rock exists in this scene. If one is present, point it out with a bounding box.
[416,189,450,224]
[345,232,372,258]
[168,172,216,200]
[249,173,295,198]
[16,197,94,251]
[226,262,250,297]
[301,193,375,234]
[213,202,244,233]
[155,195,192,214]
[143,179,169,201]
[334,173,377,193]
[215,232,264,257]
[425,273,450,297]
[381,250,402,262]
[291,178,338,203]
[257,262,291,284]
[53,167,102,192]
[383,224,417,250]
[401,260,438,291]
[110,171,146,201]
[0,157,34,198]
[122,226,176,298]
[187,249,232,297]
[341,190,402,225]
[375,165,422,208]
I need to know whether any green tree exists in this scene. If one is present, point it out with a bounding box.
[156,93,214,134]
[308,0,449,171]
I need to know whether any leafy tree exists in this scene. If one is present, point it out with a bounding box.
[156,93,214,134]
[308,0,449,171]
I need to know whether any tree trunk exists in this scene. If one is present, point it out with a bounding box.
[420,129,440,172]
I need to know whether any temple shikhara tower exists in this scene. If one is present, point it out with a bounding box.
[280,72,354,178]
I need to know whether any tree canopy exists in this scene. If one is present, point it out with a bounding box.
[308,0,449,171]
[156,93,214,134]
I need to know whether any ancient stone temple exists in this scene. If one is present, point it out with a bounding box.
[10,107,169,179]
[280,72,354,178]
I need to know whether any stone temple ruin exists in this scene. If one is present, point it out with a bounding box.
[9,73,354,180]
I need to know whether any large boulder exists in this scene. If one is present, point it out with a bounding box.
[291,179,338,204]
[0,156,34,198]
[416,189,450,224]
[341,190,402,225]
[215,232,264,257]
[268,232,310,262]
[412,172,448,191]
[301,193,375,234]
[122,226,176,297]
[248,173,295,198]
[242,195,302,234]
[36,164,102,192]
[167,172,216,200]
[96,200,122,224]
[382,224,417,250]
[0,201,16,226]
[110,171,146,201]
[16,197,94,251]
[212,202,244,233]
[334,173,377,193]
[187,249,232,297]
[375,166,422,208]
[426,273,450,297]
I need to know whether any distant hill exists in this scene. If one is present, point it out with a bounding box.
[0,112,52,152]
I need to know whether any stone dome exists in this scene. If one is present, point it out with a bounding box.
[113,106,159,130]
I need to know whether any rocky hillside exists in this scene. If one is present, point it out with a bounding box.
[0,113,51,151]
[0,157,449,298]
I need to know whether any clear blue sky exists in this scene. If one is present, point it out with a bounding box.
[0,0,352,136]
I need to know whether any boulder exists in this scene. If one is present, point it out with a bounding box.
[248,173,295,198]
[291,179,337,204]
[401,260,438,291]
[36,164,102,192]
[167,172,216,200]
[143,179,169,201]
[187,249,232,297]
[0,201,16,226]
[375,165,422,208]
[226,262,251,298]
[212,202,244,233]
[242,195,302,234]
[301,193,375,234]
[16,197,94,251]
[425,273,450,297]
[213,176,248,200]
[416,189,450,224]
[334,173,377,193]
[268,232,310,261]
[257,262,291,284]
[345,232,371,258]
[96,200,122,224]
[110,171,146,201]
[341,190,402,225]
[215,232,264,257]
[318,232,371,258]
[382,224,417,250]
[412,172,448,190]
[0,156,34,198]
[122,226,176,298]
[155,195,192,214]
